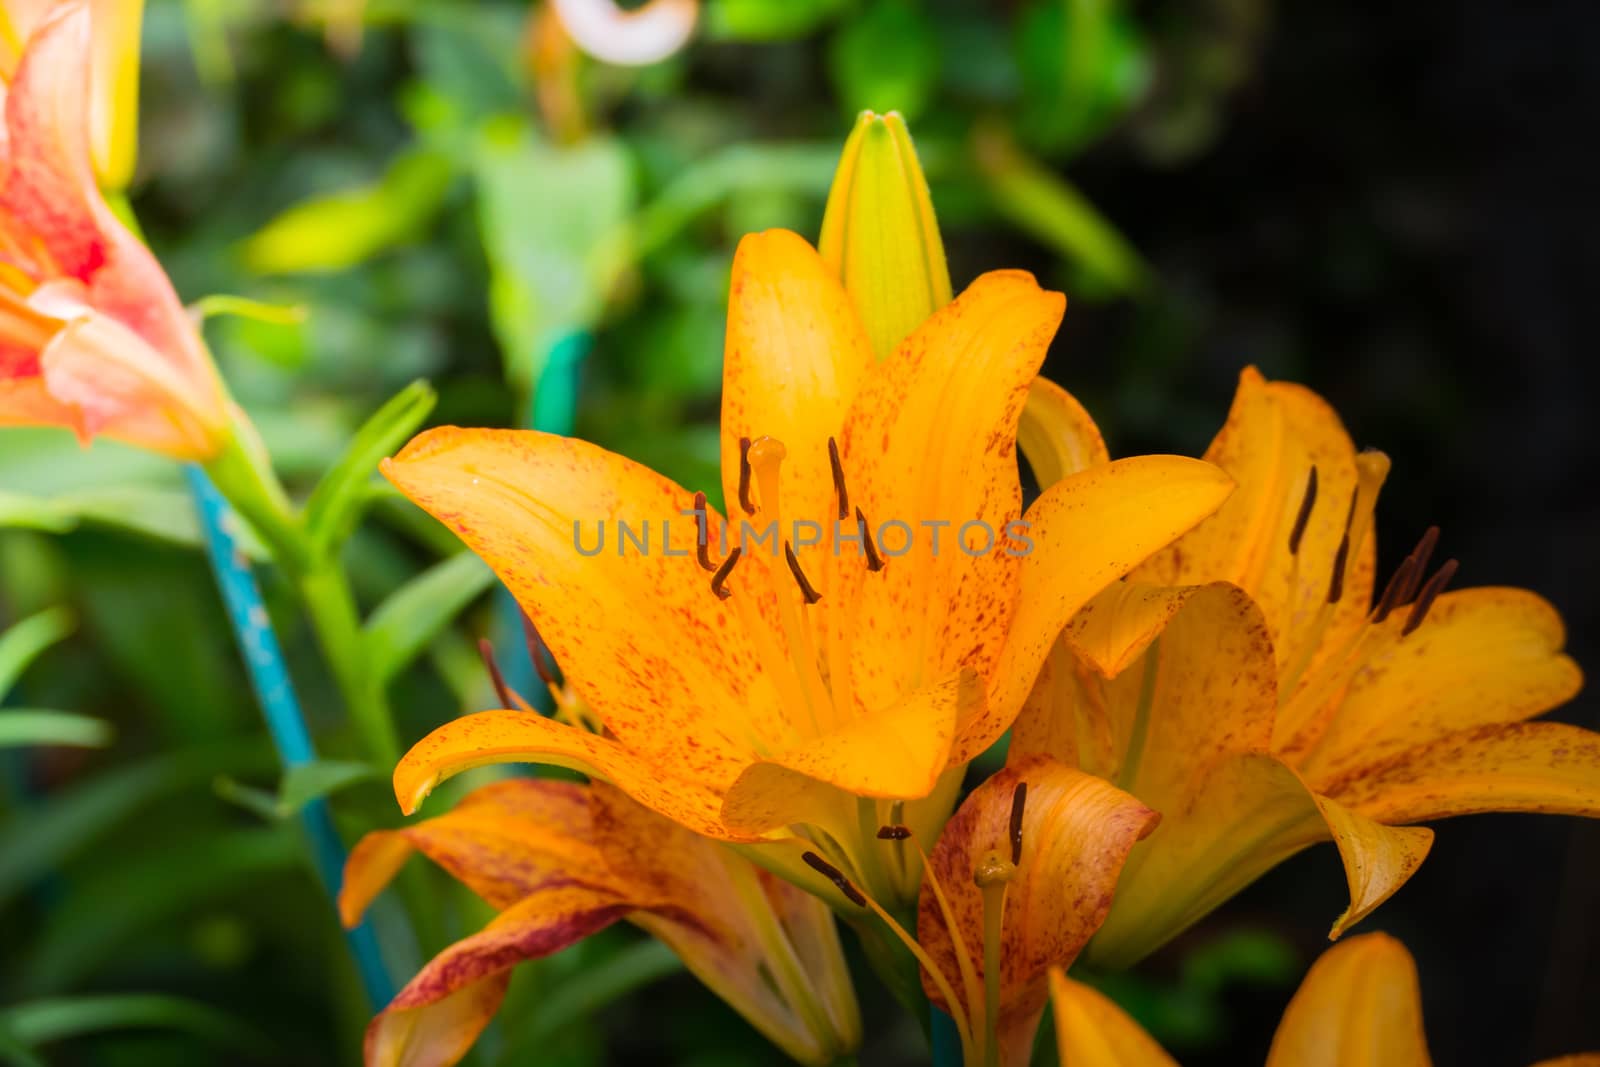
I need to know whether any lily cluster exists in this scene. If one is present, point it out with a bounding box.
[0,5,1590,1060]
[352,110,1599,1067]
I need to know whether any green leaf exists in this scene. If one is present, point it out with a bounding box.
[704,0,849,40]
[365,551,495,684]
[0,741,273,910]
[20,827,300,994]
[239,147,456,275]
[0,995,266,1055]
[0,492,75,534]
[974,124,1148,297]
[0,607,75,701]
[279,760,383,815]
[211,776,283,822]
[828,0,941,120]
[304,380,437,560]
[0,711,112,750]
[467,119,630,391]
[0,487,262,555]
[473,123,635,390]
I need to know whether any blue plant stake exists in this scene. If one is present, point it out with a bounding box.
[185,466,395,1008]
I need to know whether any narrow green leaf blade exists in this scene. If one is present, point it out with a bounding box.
[365,551,495,684]
[0,608,75,701]
[0,994,266,1054]
[304,379,437,558]
[0,711,112,750]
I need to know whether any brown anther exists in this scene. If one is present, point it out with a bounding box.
[827,437,850,520]
[478,638,518,709]
[1371,555,1417,624]
[801,850,866,906]
[522,612,557,687]
[855,506,885,572]
[1401,559,1458,637]
[1009,781,1028,865]
[783,542,822,604]
[1326,496,1358,604]
[1396,526,1440,606]
[737,436,756,515]
[1288,465,1319,555]
[877,825,913,840]
[710,547,742,600]
[692,491,716,572]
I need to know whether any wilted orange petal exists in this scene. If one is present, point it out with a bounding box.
[918,757,1159,1060]
[720,668,979,835]
[1321,721,1600,824]
[1017,375,1110,490]
[341,779,605,927]
[365,888,630,1067]
[841,270,1063,716]
[1047,969,1179,1067]
[383,427,775,798]
[966,457,1234,766]
[720,229,872,530]
[391,709,742,839]
[1295,588,1583,783]
[1264,933,1432,1067]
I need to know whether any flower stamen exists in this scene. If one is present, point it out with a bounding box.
[1401,559,1459,637]
[855,506,885,572]
[711,547,742,600]
[785,542,823,605]
[827,436,850,520]
[692,491,716,572]
[737,436,756,515]
[1288,465,1318,554]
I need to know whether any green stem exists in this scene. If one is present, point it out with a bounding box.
[299,564,399,768]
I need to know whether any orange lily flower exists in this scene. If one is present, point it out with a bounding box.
[886,757,1159,1067]
[341,775,860,1066]
[0,0,142,190]
[382,228,1232,907]
[1049,932,1600,1067]
[0,0,228,459]
[1011,367,1594,967]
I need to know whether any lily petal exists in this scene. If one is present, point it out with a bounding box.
[720,668,980,836]
[1264,933,1432,1067]
[1321,721,1600,823]
[391,709,739,838]
[2,1,215,395]
[383,427,776,806]
[841,270,1063,716]
[365,888,631,1067]
[1017,375,1110,489]
[1295,588,1583,783]
[341,778,607,926]
[721,229,872,530]
[964,459,1234,765]
[1088,753,1431,968]
[1131,367,1366,675]
[1047,969,1179,1067]
[1060,582,1195,681]
[918,758,1159,1062]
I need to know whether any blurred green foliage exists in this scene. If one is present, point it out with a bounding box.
[0,0,1285,1063]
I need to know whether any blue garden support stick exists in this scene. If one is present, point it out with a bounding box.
[493,329,593,707]
[185,465,395,1008]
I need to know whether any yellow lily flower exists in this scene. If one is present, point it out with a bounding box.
[382,227,1232,907]
[1011,366,1594,967]
[1049,932,1600,1067]
[0,0,143,190]
[341,774,860,1066]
